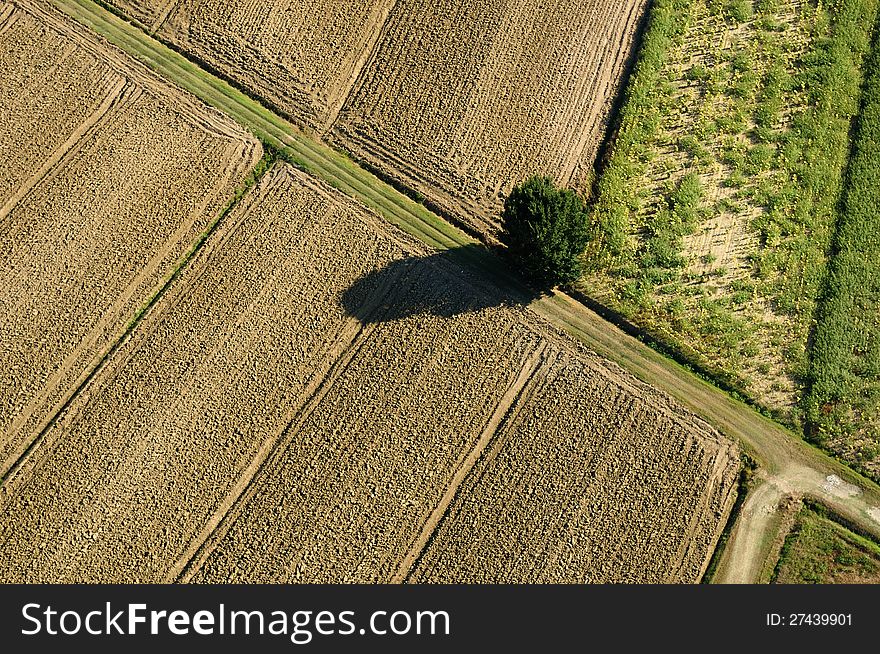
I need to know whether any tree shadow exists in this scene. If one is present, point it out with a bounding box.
[340,244,543,325]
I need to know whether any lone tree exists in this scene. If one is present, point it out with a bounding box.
[500,176,590,288]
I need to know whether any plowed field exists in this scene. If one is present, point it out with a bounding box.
[332,0,649,238]
[109,0,396,131]
[0,0,261,477]
[410,348,739,583]
[0,163,739,583]
[105,0,649,239]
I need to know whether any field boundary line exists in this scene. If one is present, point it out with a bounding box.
[148,0,178,34]
[321,0,400,132]
[2,83,254,456]
[393,343,551,583]
[173,258,412,582]
[169,319,379,583]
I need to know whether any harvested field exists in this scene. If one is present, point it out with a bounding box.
[332,0,649,238]
[409,348,739,583]
[106,0,650,238]
[583,0,878,421]
[0,164,401,582]
[0,163,739,583]
[189,279,545,583]
[0,0,261,477]
[108,0,397,131]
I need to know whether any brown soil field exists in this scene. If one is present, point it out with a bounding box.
[0,0,261,477]
[105,0,648,239]
[108,0,397,131]
[0,164,400,582]
[331,0,649,238]
[0,163,739,583]
[408,349,740,583]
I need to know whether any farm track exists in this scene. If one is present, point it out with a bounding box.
[0,162,738,583]
[39,0,880,582]
[178,164,736,584]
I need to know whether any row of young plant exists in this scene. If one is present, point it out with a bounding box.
[585,0,879,425]
[806,18,880,478]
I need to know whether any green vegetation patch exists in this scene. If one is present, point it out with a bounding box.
[772,503,880,583]
[807,23,880,482]
[583,0,879,426]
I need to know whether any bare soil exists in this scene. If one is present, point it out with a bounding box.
[332,0,649,238]
[109,0,397,131]
[408,346,740,583]
[0,0,261,478]
[0,163,740,583]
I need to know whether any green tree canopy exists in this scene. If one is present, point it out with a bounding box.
[500,176,590,288]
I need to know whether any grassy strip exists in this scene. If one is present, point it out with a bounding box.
[806,19,880,480]
[123,150,276,333]
[51,0,461,253]
[0,149,276,486]
[584,0,878,426]
[47,0,880,530]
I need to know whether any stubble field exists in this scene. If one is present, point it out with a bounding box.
[409,348,739,583]
[0,0,261,478]
[104,0,649,240]
[113,0,398,132]
[331,0,649,238]
[0,163,740,583]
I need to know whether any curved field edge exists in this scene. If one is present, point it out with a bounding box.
[806,17,880,483]
[44,0,880,580]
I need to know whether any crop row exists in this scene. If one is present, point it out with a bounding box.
[583,0,878,424]
[806,24,880,481]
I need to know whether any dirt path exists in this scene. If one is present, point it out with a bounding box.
[717,465,880,583]
[45,0,880,583]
